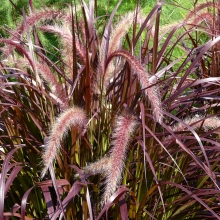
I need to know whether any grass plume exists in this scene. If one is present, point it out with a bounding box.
[106,50,163,123]
[40,24,86,65]
[82,156,112,176]
[41,106,87,178]
[102,115,137,204]
[173,115,220,132]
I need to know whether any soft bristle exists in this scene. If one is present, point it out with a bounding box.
[41,106,87,178]
[102,115,137,205]
[108,11,136,56]
[106,50,163,123]
[82,156,112,176]
[173,115,220,132]
[40,25,86,66]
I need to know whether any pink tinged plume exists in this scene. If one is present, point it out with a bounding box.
[106,50,163,123]
[82,156,112,176]
[41,106,87,178]
[173,115,220,132]
[102,115,137,204]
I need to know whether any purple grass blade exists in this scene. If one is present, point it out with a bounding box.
[0,39,36,74]
[51,180,85,220]
[163,111,218,188]
[49,164,67,220]
[37,179,70,218]
[100,0,122,66]
[4,165,22,196]
[4,212,34,220]
[22,9,37,80]
[138,140,165,213]
[149,57,183,83]
[40,186,54,218]
[156,23,184,69]
[21,186,35,220]
[6,162,23,174]
[141,121,192,209]
[86,187,93,220]
[165,77,220,105]
[97,187,129,220]
[9,203,20,214]
[134,3,163,46]
[119,195,128,220]
[70,165,94,219]
[178,36,220,89]
[0,147,22,220]
[165,37,220,105]
[163,181,220,219]
[139,102,148,194]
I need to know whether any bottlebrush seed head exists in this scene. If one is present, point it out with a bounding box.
[173,115,220,132]
[41,106,87,178]
[102,115,137,205]
[82,156,112,176]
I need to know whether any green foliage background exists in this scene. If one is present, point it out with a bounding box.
[0,0,197,28]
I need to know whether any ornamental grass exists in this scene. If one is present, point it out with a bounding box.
[1,1,220,219]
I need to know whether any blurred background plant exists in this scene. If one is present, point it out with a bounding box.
[1,0,220,219]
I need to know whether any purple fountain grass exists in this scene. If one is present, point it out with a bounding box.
[14,7,80,37]
[40,25,72,41]
[18,9,62,33]
[98,11,141,92]
[106,50,163,123]
[40,25,86,65]
[188,12,214,26]
[0,39,37,74]
[173,115,220,132]
[10,56,68,109]
[40,24,75,80]
[103,11,138,90]
[2,9,63,57]
[41,106,87,178]
[185,12,215,35]
[2,7,81,57]
[82,156,112,176]
[102,115,137,205]
[34,61,68,108]
[108,11,137,56]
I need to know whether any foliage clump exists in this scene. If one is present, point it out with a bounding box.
[1,1,220,219]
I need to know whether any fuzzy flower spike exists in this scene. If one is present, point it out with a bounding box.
[173,115,220,132]
[82,156,112,176]
[41,106,87,178]
[102,115,137,204]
